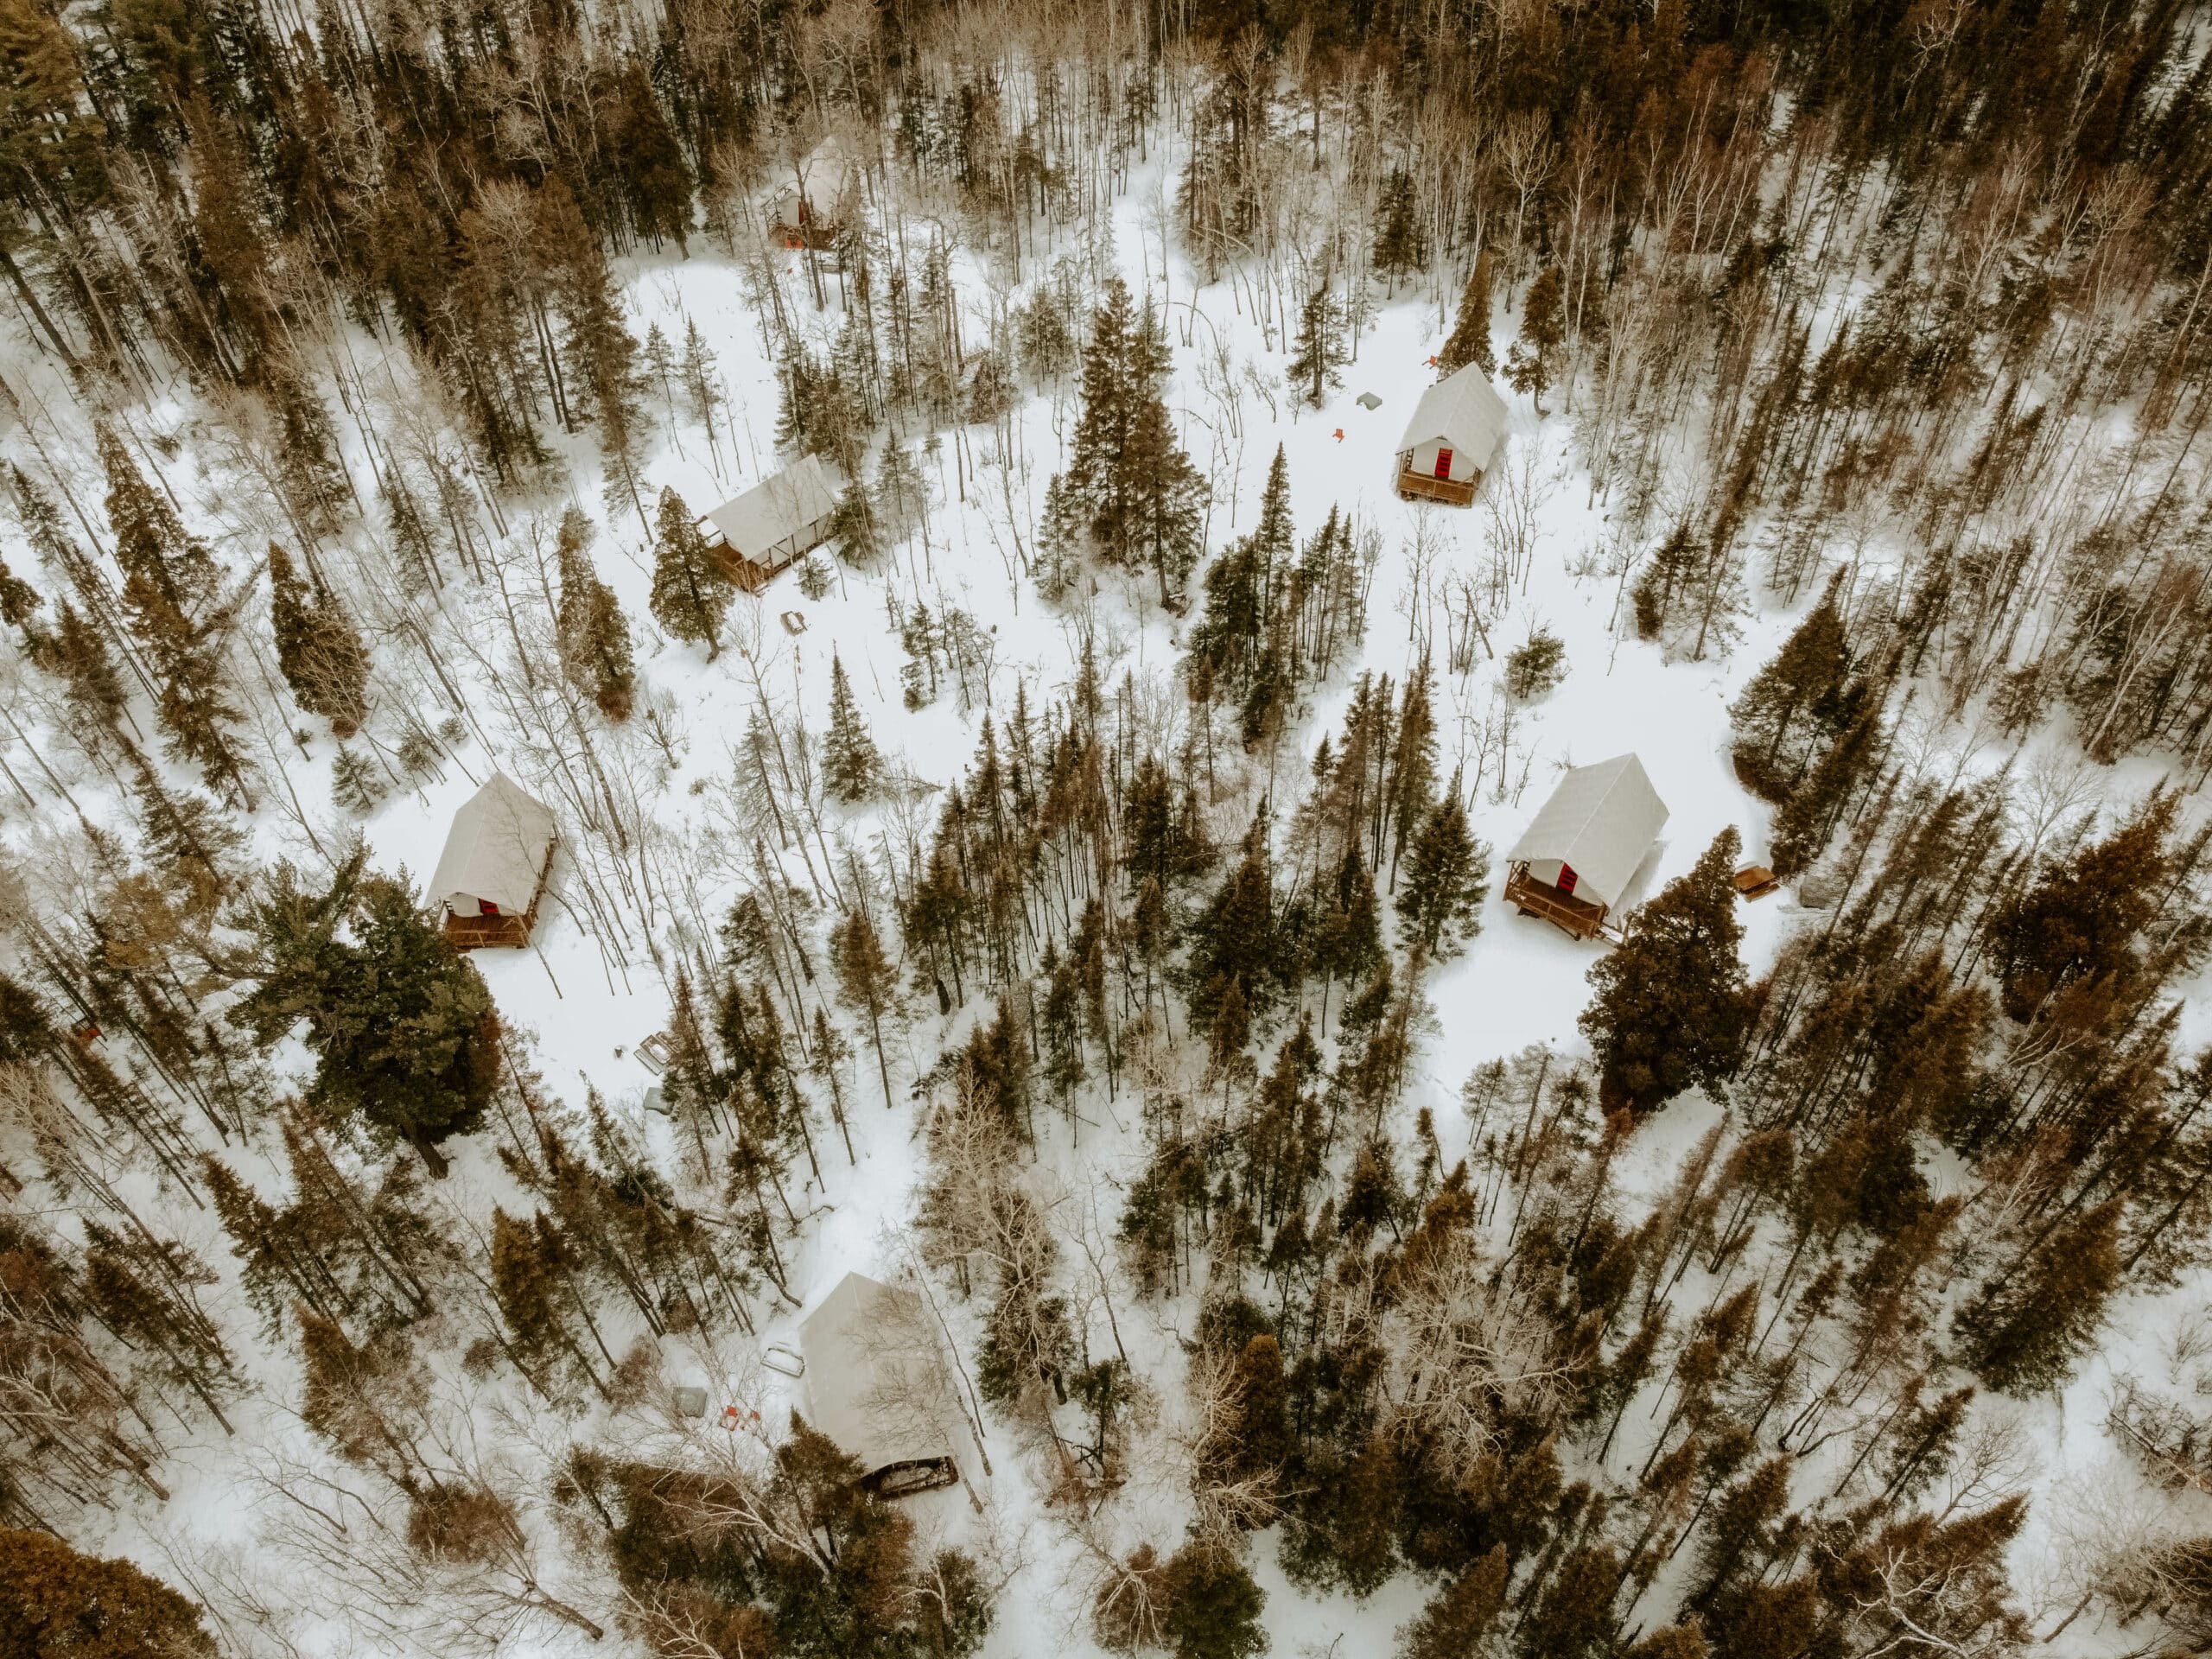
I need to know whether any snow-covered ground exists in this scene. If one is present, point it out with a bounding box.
[10,137,2206,1658]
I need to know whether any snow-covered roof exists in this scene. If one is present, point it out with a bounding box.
[1505,753,1669,911]
[799,1273,957,1478]
[1396,363,1510,466]
[702,455,840,559]
[429,773,556,912]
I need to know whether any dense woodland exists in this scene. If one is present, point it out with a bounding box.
[0,0,2210,1653]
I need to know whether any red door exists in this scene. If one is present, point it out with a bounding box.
[1434,448,1454,480]
[1556,865,1578,896]
[479,899,501,917]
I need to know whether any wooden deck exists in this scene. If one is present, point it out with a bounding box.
[1505,865,1609,941]
[442,843,555,950]
[1396,469,1478,507]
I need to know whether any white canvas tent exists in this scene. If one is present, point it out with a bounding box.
[698,455,840,588]
[1394,362,1510,503]
[429,773,556,938]
[1504,753,1669,938]
[798,1273,959,1496]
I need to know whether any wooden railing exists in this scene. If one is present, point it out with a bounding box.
[1504,865,1609,941]
[1395,468,1478,507]
[442,843,556,951]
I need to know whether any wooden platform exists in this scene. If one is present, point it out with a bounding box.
[1505,865,1609,941]
[1395,469,1478,507]
[442,843,555,950]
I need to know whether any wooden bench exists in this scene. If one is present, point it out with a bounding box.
[1733,865,1781,899]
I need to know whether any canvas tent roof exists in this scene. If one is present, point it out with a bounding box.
[1396,363,1510,466]
[429,773,556,912]
[702,455,840,558]
[799,1273,957,1478]
[1505,753,1669,911]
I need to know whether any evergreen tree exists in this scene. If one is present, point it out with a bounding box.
[1505,266,1567,414]
[1437,250,1498,376]
[99,425,250,803]
[1158,1543,1267,1659]
[650,486,734,660]
[1372,168,1427,289]
[1186,813,1279,1031]
[823,652,882,803]
[232,851,501,1175]
[1061,279,1205,605]
[1398,791,1491,958]
[1953,1200,2122,1392]
[553,508,635,721]
[1580,828,1756,1116]
[0,544,43,641]
[1400,1544,1508,1659]
[1287,282,1346,408]
[0,1527,214,1657]
[267,542,369,737]
[1728,572,1853,802]
[833,906,899,1109]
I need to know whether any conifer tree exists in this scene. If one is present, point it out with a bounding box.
[1580,827,1756,1116]
[1372,168,1427,289]
[1061,279,1205,605]
[553,508,635,721]
[1505,266,1567,414]
[1953,1200,2122,1392]
[1158,1542,1267,1659]
[99,425,251,803]
[0,544,42,642]
[650,486,734,660]
[1398,791,1491,958]
[823,652,882,803]
[1400,1544,1508,1659]
[267,541,369,737]
[832,906,898,1109]
[1287,282,1346,408]
[1437,250,1498,376]
[1729,572,1853,802]
[232,851,500,1176]
[0,1527,214,1656]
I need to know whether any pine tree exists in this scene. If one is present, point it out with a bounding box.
[1400,1544,1508,1659]
[650,486,734,660]
[1580,828,1756,1116]
[1287,281,1346,408]
[1437,250,1498,376]
[0,544,43,642]
[232,851,500,1176]
[1158,1543,1267,1659]
[0,1527,215,1657]
[1952,1200,2122,1392]
[99,425,251,803]
[267,542,370,737]
[833,906,898,1109]
[823,652,882,803]
[1062,280,1205,605]
[1398,792,1491,958]
[1505,266,1567,414]
[1729,572,1853,802]
[553,508,635,721]
[1372,168,1427,289]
